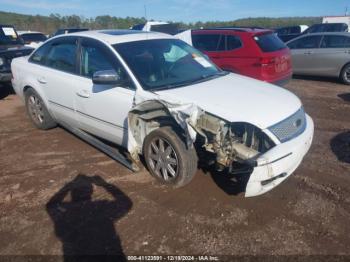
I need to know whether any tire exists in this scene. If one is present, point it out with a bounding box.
[24,88,57,130]
[340,63,350,85]
[143,126,198,188]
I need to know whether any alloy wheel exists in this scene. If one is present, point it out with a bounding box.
[147,137,179,181]
[28,95,44,125]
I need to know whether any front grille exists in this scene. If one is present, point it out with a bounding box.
[268,107,306,143]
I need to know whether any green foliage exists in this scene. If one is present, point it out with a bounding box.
[0,10,322,34]
[185,17,322,29]
[0,11,147,34]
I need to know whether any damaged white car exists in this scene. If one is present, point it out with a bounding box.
[11,30,314,197]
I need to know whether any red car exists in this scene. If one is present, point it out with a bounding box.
[182,28,292,85]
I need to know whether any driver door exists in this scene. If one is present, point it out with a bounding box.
[74,37,135,147]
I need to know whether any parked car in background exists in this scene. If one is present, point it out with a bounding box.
[11,30,314,197]
[0,25,34,83]
[275,25,309,42]
[287,32,350,84]
[303,23,348,34]
[177,28,292,85]
[52,28,89,37]
[131,21,179,35]
[18,31,47,48]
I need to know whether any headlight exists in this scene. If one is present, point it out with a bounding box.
[0,57,4,67]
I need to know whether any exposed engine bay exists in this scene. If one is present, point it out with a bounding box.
[195,113,275,169]
[127,97,275,171]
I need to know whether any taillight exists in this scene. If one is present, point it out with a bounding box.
[259,57,276,66]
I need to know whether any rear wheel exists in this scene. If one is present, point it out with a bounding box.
[143,127,198,188]
[24,88,57,130]
[340,63,350,85]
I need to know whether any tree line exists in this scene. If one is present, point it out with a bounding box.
[0,11,322,34]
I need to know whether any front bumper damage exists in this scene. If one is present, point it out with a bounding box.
[244,115,314,197]
[127,89,314,197]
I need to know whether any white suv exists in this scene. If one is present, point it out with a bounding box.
[11,30,314,197]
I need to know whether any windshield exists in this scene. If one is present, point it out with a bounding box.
[0,26,22,45]
[21,33,47,43]
[114,39,224,91]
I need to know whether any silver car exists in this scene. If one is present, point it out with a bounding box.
[287,32,350,84]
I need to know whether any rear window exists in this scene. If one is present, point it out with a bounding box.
[254,33,286,52]
[21,33,47,42]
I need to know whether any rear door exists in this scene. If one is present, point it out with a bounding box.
[74,37,135,146]
[191,33,226,66]
[314,34,350,76]
[287,35,323,75]
[218,34,244,72]
[35,37,80,127]
[191,32,245,73]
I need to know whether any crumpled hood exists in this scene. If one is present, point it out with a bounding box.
[155,73,302,129]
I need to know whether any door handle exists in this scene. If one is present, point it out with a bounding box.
[76,90,90,98]
[37,77,47,84]
[304,51,313,55]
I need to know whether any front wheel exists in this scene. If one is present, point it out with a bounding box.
[143,127,198,188]
[340,63,350,85]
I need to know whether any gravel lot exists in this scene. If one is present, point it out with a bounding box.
[0,77,350,258]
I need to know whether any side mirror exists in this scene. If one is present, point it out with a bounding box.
[92,70,121,85]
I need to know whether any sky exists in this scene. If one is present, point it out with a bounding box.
[0,0,349,22]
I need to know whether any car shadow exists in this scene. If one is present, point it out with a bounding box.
[330,131,350,164]
[197,149,252,196]
[0,84,15,100]
[46,174,132,261]
[338,93,350,102]
[293,75,341,84]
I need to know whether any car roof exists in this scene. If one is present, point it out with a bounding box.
[192,27,273,35]
[286,32,350,43]
[56,29,174,45]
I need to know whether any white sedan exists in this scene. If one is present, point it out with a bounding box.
[11,30,314,197]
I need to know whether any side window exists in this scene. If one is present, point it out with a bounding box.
[29,43,52,65]
[320,35,350,48]
[226,35,242,51]
[80,43,115,78]
[288,36,322,49]
[46,41,77,73]
[79,38,133,88]
[192,34,225,52]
